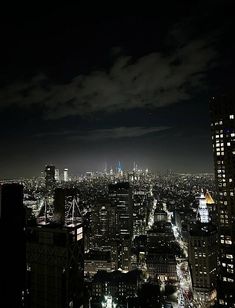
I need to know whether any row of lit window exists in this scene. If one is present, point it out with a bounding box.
[219,300,235,306]
[220,201,228,206]
[222,277,234,282]
[215,134,224,139]
[220,210,228,214]
[194,253,207,257]
[212,132,235,139]
[220,220,229,225]
[220,214,229,219]
[212,114,234,123]
[211,121,223,126]
[219,192,234,196]
[215,142,232,148]
[220,240,232,245]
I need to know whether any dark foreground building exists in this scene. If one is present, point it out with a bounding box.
[26,189,84,308]
[210,93,235,307]
[0,184,26,308]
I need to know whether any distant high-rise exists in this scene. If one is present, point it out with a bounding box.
[45,165,55,189]
[55,168,60,181]
[0,184,26,308]
[108,182,133,271]
[64,168,69,182]
[210,93,235,306]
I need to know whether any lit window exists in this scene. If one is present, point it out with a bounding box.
[229,179,232,182]
[227,142,231,146]
[229,115,234,119]
[219,120,223,124]
[231,133,235,137]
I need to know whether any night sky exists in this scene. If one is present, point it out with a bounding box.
[0,3,235,178]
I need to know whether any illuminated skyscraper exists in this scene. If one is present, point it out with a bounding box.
[210,94,235,306]
[55,168,60,181]
[188,191,218,303]
[64,168,69,182]
[45,165,55,189]
[197,191,210,224]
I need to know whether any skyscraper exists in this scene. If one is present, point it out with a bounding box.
[0,184,26,308]
[45,165,55,189]
[55,168,60,181]
[210,94,235,307]
[64,168,69,182]
[188,192,218,304]
[108,182,133,271]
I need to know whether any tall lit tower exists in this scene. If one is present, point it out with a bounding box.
[64,168,69,182]
[45,165,55,189]
[210,93,235,306]
[55,168,60,181]
[197,191,210,223]
[188,190,218,303]
[108,182,133,271]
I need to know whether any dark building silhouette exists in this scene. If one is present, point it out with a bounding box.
[0,184,26,308]
[53,188,65,224]
[210,93,235,306]
[26,189,84,308]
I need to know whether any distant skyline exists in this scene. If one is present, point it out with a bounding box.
[0,4,234,177]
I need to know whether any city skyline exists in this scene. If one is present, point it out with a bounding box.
[0,4,234,178]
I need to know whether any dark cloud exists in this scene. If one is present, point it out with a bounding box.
[0,33,217,120]
[35,126,170,141]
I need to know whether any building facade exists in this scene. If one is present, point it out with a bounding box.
[45,165,55,189]
[108,182,133,271]
[210,94,235,306]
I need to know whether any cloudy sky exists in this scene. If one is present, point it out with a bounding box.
[0,3,234,178]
